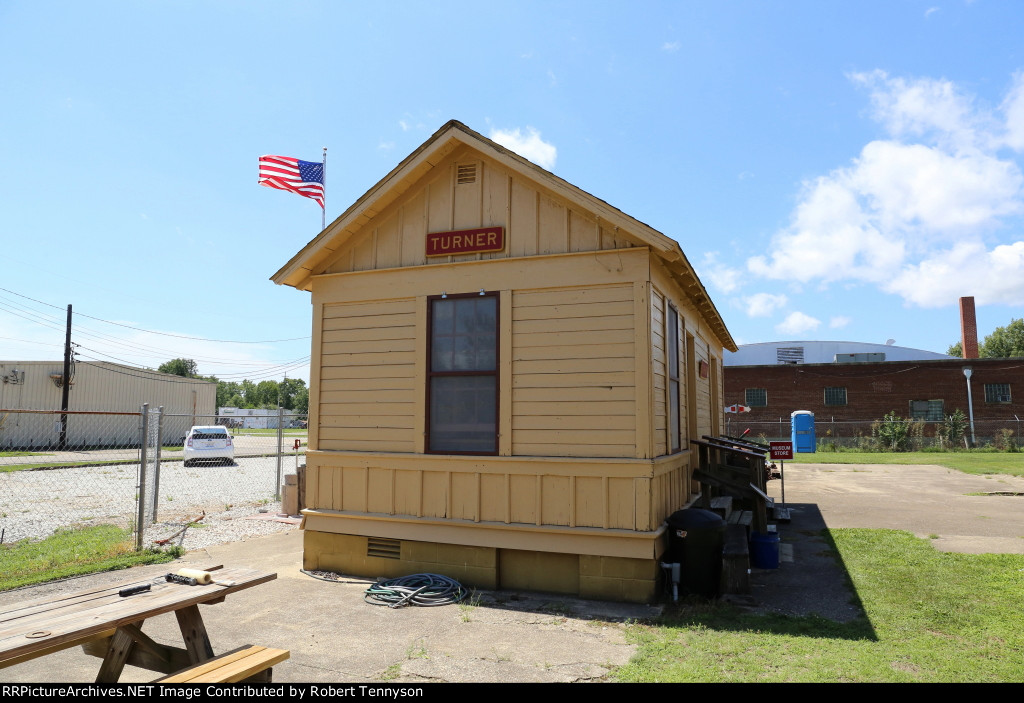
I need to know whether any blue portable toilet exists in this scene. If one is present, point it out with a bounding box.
[791,410,815,453]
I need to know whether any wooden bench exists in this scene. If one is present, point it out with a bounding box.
[720,524,751,595]
[156,645,289,683]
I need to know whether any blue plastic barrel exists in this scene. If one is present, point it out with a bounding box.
[749,531,780,569]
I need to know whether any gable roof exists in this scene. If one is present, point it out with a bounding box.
[271,120,736,351]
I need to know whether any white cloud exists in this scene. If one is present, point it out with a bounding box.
[747,71,1024,307]
[743,292,788,317]
[489,126,557,170]
[885,240,1024,307]
[1001,71,1024,151]
[378,140,395,151]
[850,70,990,151]
[747,174,904,284]
[662,41,681,53]
[697,252,744,294]
[925,7,940,19]
[830,316,851,329]
[776,312,821,335]
[398,120,410,131]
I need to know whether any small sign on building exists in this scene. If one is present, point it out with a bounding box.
[769,441,794,461]
[426,226,505,256]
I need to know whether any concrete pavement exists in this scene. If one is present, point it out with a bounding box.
[4,461,1024,683]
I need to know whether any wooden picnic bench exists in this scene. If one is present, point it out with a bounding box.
[0,564,280,683]
[157,645,289,683]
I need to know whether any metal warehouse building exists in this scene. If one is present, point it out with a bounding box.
[0,360,217,449]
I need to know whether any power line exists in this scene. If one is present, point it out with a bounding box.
[0,292,311,374]
[0,286,311,344]
[76,360,221,385]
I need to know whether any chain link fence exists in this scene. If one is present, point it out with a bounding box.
[0,407,307,551]
[725,416,1024,450]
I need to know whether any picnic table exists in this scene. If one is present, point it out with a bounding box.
[0,565,279,683]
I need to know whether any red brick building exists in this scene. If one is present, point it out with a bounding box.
[724,299,1024,445]
[726,357,1022,427]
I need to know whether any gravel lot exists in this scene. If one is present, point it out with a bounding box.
[0,454,302,548]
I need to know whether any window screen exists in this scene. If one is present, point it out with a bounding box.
[427,293,498,453]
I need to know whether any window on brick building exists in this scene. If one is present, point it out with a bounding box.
[909,399,944,421]
[745,388,767,407]
[984,383,1012,404]
[823,386,847,406]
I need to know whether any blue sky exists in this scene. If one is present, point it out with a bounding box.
[2,0,1023,384]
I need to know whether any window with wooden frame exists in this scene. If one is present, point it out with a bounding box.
[667,304,682,453]
[426,292,498,454]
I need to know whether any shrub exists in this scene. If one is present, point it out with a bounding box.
[938,409,969,450]
[873,412,912,452]
[993,428,1019,452]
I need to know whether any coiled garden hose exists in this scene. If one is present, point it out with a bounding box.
[363,573,468,608]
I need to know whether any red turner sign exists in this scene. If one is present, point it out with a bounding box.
[426,226,505,257]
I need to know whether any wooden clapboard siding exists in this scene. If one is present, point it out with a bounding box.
[511,284,636,458]
[650,260,728,460]
[318,298,417,452]
[321,149,640,276]
[304,452,696,532]
[694,336,712,441]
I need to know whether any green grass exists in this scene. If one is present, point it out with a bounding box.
[0,525,182,591]
[1,458,136,473]
[615,529,1024,682]
[231,428,307,436]
[0,451,45,457]
[787,451,1024,476]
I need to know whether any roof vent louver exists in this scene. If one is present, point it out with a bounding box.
[776,347,804,364]
[457,163,477,185]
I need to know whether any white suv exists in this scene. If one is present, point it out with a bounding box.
[183,425,234,467]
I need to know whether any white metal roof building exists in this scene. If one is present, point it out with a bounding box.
[0,361,217,449]
[724,341,953,367]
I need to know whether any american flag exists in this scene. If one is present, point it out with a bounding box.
[258,155,325,209]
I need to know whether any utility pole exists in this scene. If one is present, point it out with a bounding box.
[58,304,72,450]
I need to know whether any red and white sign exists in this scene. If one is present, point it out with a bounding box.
[770,441,794,460]
[426,226,505,256]
[725,404,751,414]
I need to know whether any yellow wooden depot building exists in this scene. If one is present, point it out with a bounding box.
[272,121,736,602]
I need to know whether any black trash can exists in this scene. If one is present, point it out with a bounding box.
[665,508,726,598]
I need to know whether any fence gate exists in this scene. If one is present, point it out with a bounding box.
[135,404,163,548]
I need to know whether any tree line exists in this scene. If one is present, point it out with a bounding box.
[948,317,1024,358]
[157,358,309,414]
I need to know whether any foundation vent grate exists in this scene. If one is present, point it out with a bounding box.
[457,163,477,185]
[367,537,402,560]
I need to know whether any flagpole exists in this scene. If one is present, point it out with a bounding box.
[322,147,327,231]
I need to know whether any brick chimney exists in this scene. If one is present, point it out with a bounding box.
[959,296,979,359]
